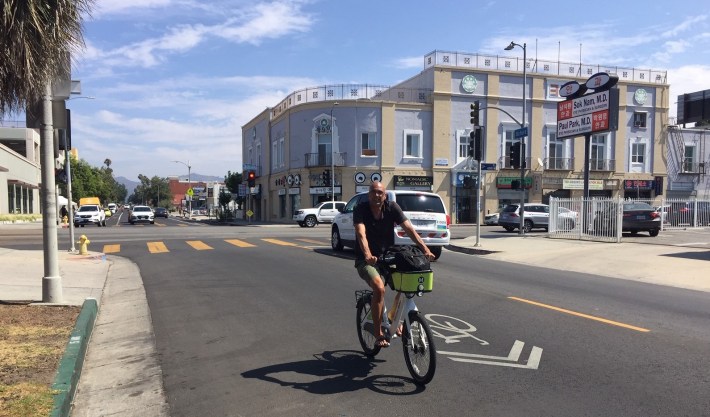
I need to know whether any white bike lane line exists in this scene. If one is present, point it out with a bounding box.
[425,313,544,370]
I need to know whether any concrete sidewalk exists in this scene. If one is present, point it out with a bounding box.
[1,225,708,416]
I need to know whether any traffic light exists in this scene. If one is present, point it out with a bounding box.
[468,128,482,161]
[247,171,256,187]
[470,100,480,126]
[322,170,330,186]
[511,179,521,190]
[55,168,67,183]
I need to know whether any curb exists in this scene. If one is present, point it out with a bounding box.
[446,243,498,256]
[50,298,98,417]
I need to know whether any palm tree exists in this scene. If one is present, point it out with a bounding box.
[0,0,94,116]
[1,0,94,303]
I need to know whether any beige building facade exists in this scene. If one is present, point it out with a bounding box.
[241,50,669,224]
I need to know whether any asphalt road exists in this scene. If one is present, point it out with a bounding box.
[3,219,710,416]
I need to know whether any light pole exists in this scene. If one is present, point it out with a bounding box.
[330,102,339,205]
[172,160,191,219]
[505,41,527,234]
[64,96,94,253]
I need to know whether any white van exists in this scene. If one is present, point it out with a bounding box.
[330,190,450,259]
[107,203,117,214]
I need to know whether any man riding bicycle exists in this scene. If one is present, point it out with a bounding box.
[354,181,435,348]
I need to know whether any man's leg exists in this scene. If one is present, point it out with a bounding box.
[368,274,388,347]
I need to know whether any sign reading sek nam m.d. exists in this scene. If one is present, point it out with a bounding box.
[557,89,619,139]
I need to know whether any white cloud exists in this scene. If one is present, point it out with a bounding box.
[667,64,710,119]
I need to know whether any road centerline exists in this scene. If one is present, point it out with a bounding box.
[508,296,650,333]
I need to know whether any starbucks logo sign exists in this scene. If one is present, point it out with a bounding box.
[634,88,648,105]
[461,75,478,93]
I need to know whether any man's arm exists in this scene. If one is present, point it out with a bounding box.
[399,219,436,260]
[355,223,378,265]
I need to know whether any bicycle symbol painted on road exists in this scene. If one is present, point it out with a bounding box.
[425,314,489,346]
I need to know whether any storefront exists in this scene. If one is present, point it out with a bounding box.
[622,179,656,199]
[452,172,477,223]
[496,176,531,208]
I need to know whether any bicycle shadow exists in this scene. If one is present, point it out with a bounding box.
[241,349,426,395]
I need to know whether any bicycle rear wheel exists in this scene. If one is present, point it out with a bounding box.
[402,311,437,384]
[356,296,381,357]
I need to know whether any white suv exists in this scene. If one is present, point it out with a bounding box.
[293,201,346,227]
[331,190,450,259]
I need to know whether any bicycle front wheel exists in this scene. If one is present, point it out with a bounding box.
[402,311,437,384]
[356,297,381,357]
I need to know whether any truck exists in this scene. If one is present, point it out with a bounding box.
[292,201,346,227]
[74,197,106,227]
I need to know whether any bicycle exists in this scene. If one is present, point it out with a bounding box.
[354,255,437,384]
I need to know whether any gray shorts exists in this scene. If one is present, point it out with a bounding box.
[355,260,386,286]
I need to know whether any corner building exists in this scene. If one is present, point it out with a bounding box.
[242,50,669,223]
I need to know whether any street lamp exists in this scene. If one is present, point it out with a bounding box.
[505,41,527,234]
[64,96,95,253]
[330,102,338,205]
[172,160,191,219]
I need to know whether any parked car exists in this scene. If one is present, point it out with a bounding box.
[498,203,550,233]
[154,207,169,218]
[293,201,346,227]
[667,201,710,227]
[331,190,450,259]
[129,205,155,225]
[484,210,501,225]
[595,201,661,237]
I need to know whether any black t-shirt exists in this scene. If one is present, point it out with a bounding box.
[353,199,407,260]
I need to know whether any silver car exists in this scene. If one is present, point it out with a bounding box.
[498,203,550,233]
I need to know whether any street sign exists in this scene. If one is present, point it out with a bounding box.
[514,127,528,139]
[557,88,619,139]
[186,188,194,196]
[481,163,497,171]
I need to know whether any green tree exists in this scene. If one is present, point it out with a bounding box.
[0,0,94,116]
[224,170,244,208]
[129,175,170,207]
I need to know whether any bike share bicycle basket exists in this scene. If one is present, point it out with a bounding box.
[390,270,434,294]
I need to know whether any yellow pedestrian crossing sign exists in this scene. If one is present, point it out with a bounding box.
[187,188,194,196]
[246,209,254,218]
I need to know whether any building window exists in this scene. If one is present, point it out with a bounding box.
[633,112,647,128]
[403,130,422,158]
[458,132,469,160]
[278,138,285,168]
[272,141,277,169]
[631,142,645,164]
[547,132,567,169]
[683,145,696,173]
[248,147,253,165]
[361,132,377,156]
[590,133,609,170]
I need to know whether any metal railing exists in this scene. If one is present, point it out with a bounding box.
[657,198,710,229]
[544,157,574,170]
[589,159,615,171]
[304,152,347,168]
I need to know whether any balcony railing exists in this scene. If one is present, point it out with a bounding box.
[305,152,347,168]
[680,161,706,174]
[501,156,531,170]
[544,157,574,170]
[589,159,615,171]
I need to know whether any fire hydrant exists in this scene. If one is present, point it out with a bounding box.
[78,235,90,255]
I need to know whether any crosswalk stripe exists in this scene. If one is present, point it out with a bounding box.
[155,223,166,227]
[178,224,187,227]
[261,238,299,247]
[147,241,169,253]
[296,238,327,245]
[225,239,256,248]
[103,244,120,253]
[186,240,212,250]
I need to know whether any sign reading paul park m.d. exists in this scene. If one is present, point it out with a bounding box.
[556,72,620,139]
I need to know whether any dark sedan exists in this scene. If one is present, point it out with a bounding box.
[594,202,661,237]
[154,207,169,218]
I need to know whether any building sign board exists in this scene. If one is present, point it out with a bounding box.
[557,89,619,139]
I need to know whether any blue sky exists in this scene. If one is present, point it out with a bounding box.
[65,0,710,180]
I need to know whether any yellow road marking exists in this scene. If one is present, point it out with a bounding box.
[297,238,327,245]
[225,239,256,248]
[154,223,166,227]
[508,296,650,333]
[178,224,187,227]
[103,244,120,253]
[147,241,169,253]
[262,238,299,247]
[186,240,212,250]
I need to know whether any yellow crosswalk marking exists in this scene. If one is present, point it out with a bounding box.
[296,238,326,245]
[186,240,212,250]
[103,244,120,253]
[155,223,166,227]
[225,239,256,248]
[147,241,169,253]
[178,224,187,227]
[262,238,299,247]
